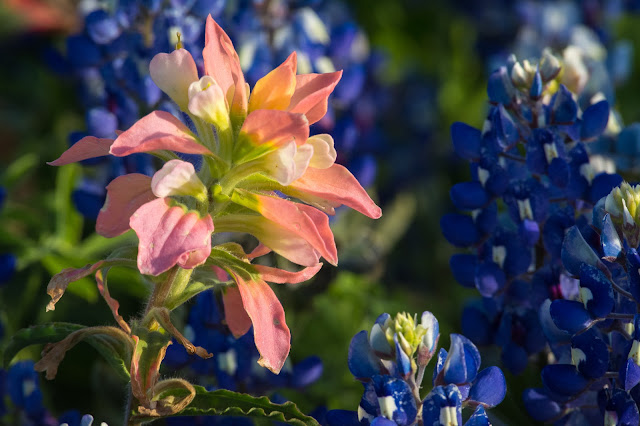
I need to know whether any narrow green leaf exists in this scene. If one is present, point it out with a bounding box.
[54,164,83,245]
[3,323,131,381]
[3,322,83,367]
[152,386,319,425]
[1,152,39,187]
[164,280,221,311]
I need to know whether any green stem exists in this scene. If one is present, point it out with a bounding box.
[218,162,261,196]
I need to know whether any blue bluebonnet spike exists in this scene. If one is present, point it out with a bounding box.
[581,101,610,141]
[0,186,6,209]
[541,364,590,397]
[422,384,463,426]
[451,122,482,160]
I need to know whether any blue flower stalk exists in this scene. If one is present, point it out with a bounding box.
[60,0,386,218]
[442,49,623,374]
[524,181,640,424]
[326,311,506,425]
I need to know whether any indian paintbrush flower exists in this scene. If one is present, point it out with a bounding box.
[46,14,381,375]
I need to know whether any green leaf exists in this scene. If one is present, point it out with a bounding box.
[0,152,39,187]
[3,323,131,381]
[54,164,83,245]
[164,279,221,311]
[158,386,319,425]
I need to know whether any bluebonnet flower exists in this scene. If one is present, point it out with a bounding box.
[442,50,622,374]
[326,311,505,425]
[522,182,640,423]
[61,0,387,218]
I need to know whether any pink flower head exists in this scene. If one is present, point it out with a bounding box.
[49,14,382,374]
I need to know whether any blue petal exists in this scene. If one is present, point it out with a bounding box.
[461,304,491,346]
[539,299,571,345]
[578,264,614,319]
[450,254,477,288]
[548,157,569,188]
[442,334,481,385]
[66,35,102,68]
[542,364,589,396]
[85,10,121,44]
[87,107,117,138]
[475,202,497,235]
[523,388,563,422]
[395,335,412,378]
[423,385,463,426]
[348,331,382,380]
[469,366,506,407]
[450,182,489,210]
[487,67,513,105]
[571,330,608,379]
[441,214,480,247]
[291,356,323,388]
[621,358,640,391]
[464,406,490,426]
[561,226,602,276]
[519,219,540,247]
[601,213,623,259]
[529,69,542,99]
[580,101,609,140]
[325,410,360,426]
[370,417,398,426]
[372,376,417,426]
[550,300,593,334]
[474,262,506,297]
[552,85,578,124]
[451,122,481,160]
[494,105,519,147]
